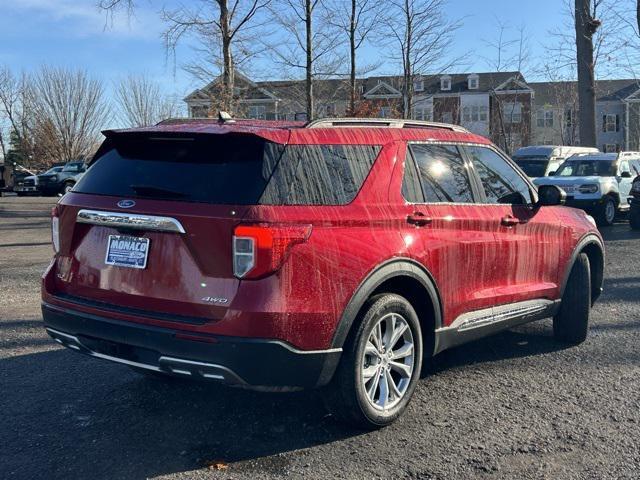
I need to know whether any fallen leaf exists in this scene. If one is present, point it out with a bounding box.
[206,460,229,471]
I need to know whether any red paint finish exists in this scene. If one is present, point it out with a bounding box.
[42,121,601,351]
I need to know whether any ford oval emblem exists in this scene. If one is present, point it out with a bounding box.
[117,199,136,209]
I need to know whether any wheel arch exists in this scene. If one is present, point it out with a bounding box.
[560,234,605,304]
[330,258,443,356]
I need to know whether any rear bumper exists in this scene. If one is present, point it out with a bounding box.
[42,302,342,389]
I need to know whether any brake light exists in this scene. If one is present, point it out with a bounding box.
[51,206,60,253]
[232,224,312,279]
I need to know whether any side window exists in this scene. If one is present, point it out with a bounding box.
[619,160,630,175]
[631,160,640,175]
[466,146,532,205]
[259,145,381,205]
[408,144,475,203]
[401,149,424,203]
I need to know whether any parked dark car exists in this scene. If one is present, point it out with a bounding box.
[43,118,604,428]
[630,174,640,229]
[37,161,86,196]
[14,166,63,195]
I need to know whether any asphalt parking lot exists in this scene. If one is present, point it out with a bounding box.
[1,195,640,480]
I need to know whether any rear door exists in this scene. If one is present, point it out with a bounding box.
[53,133,286,322]
[462,145,562,306]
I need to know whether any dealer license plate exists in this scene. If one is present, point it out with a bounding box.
[105,235,150,269]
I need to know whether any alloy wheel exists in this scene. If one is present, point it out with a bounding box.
[360,312,415,410]
[605,200,615,223]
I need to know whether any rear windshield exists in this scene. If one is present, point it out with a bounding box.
[75,135,380,205]
[513,156,549,177]
[554,160,616,177]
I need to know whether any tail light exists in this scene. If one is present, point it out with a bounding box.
[51,206,60,253]
[233,224,312,279]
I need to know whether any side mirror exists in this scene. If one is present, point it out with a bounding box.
[537,185,566,206]
[547,170,556,176]
[621,171,632,178]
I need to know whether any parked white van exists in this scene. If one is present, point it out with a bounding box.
[512,146,600,179]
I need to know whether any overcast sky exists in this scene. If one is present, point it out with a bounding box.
[0,0,627,105]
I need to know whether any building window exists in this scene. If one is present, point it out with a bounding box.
[462,105,482,122]
[603,114,619,132]
[502,102,522,124]
[442,112,453,123]
[537,109,553,128]
[414,80,424,92]
[248,105,266,119]
[190,106,208,118]
[441,76,451,91]
[413,106,433,121]
[468,75,479,90]
[604,143,619,153]
[565,109,574,128]
[479,105,488,121]
[379,106,391,118]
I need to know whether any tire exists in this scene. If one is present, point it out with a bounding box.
[62,182,75,195]
[326,294,423,429]
[630,207,640,230]
[595,195,616,226]
[553,253,591,345]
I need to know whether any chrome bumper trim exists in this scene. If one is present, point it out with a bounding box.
[76,209,186,233]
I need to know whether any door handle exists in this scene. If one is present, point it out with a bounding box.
[501,215,523,227]
[407,212,433,227]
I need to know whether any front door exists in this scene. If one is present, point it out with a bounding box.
[462,145,562,307]
[395,142,501,328]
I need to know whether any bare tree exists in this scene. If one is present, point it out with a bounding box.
[162,0,271,113]
[574,0,602,147]
[381,0,463,119]
[0,67,37,166]
[328,0,380,115]
[266,0,342,120]
[115,75,180,127]
[483,22,532,154]
[31,67,111,163]
[100,0,271,114]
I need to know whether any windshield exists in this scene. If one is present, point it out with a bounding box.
[62,163,83,172]
[554,160,617,177]
[44,167,62,174]
[513,156,550,177]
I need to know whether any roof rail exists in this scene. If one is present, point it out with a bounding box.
[618,151,640,157]
[306,117,470,133]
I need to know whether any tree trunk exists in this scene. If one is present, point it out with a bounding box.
[219,0,234,113]
[305,0,314,120]
[349,0,357,116]
[574,0,598,147]
[403,0,411,119]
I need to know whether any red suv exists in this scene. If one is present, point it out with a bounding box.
[42,117,604,427]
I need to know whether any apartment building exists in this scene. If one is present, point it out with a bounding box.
[184,72,640,153]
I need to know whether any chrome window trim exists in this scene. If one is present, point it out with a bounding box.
[76,209,186,233]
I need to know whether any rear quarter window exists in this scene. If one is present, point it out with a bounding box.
[259,145,381,205]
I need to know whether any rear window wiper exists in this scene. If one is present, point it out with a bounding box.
[129,184,187,198]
